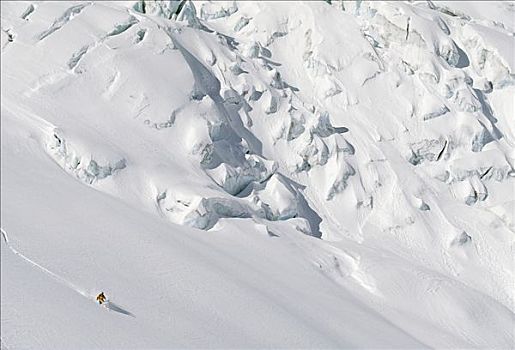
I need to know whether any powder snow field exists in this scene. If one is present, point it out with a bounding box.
[1,1,514,348]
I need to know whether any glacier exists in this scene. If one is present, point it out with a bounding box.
[1,1,514,348]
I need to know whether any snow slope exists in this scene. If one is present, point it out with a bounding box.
[1,1,514,348]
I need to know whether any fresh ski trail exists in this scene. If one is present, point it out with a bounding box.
[1,227,91,301]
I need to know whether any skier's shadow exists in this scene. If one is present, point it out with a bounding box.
[105,301,135,317]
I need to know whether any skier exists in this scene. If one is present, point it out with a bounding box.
[96,292,106,304]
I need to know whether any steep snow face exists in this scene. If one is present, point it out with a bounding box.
[1,1,514,348]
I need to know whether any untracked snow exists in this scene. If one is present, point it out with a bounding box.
[1,1,514,348]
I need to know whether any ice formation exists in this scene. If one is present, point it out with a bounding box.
[1,1,514,348]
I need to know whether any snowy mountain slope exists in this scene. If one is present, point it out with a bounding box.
[1,1,514,348]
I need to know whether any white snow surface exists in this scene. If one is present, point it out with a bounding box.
[1,1,514,348]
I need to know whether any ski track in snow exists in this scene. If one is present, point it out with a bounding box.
[1,228,90,299]
[1,227,135,318]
